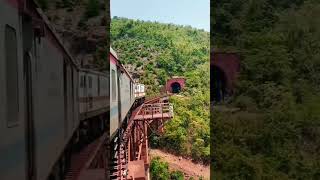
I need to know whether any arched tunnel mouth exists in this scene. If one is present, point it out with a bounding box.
[171,82,181,93]
[211,65,227,102]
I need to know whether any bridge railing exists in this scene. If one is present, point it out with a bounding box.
[138,103,173,118]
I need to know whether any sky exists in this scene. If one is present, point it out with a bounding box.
[111,0,210,32]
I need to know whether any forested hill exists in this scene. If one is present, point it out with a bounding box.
[213,0,320,179]
[36,0,108,70]
[111,17,209,96]
[111,17,210,163]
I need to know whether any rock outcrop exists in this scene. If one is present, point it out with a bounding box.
[42,0,107,70]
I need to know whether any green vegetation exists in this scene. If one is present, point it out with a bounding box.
[85,0,100,18]
[62,0,73,8]
[37,0,48,10]
[54,0,75,10]
[170,171,184,180]
[213,0,320,179]
[158,92,210,163]
[111,17,209,95]
[111,18,210,163]
[150,157,184,180]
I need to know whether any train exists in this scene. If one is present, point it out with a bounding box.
[109,46,145,145]
[0,1,145,180]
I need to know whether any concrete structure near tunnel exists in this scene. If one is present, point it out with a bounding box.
[165,76,186,94]
[211,51,240,102]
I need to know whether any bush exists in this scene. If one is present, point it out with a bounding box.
[170,170,184,180]
[136,61,143,67]
[85,0,100,18]
[234,95,256,111]
[62,0,73,8]
[150,157,170,180]
[149,133,160,148]
[150,157,185,180]
[37,0,48,10]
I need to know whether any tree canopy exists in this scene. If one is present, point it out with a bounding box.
[111,17,210,163]
[212,0,320,179]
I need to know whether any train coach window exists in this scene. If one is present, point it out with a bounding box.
[97,77,100,95]
[88,76,92,88]
[5,25,19,127]
[112,70,116,101]
[130,81,132,100]
[80,75,84,88]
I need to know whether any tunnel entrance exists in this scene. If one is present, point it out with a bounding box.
[211,65,227,102]
[171,82,181,93]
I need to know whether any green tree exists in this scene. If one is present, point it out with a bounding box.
[170,171,184,180]
[150,157,170,180]
[111,17,210,163]
[37,0,48,10]
[212,1,320,179]
[85,0,100,18]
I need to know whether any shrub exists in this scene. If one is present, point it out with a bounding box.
[234,95,256,111]
[62,0,73,8]
[136,61,143,67]
[150,157,170,180]
[85,0,100,18]
[37,0,48,10]
[170,170,184,180]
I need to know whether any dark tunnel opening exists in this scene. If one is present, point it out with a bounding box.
[171,82,181,93]
[211,65,227,102]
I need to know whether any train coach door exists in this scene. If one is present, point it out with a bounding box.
[117,69,122,128]
[63,62,69,138]
[24,51,36,180]
[22,11,38,180]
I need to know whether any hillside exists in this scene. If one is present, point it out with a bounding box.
[111,17,209,95]
[36,0,108,70]
[111,17,210,163]
[212,0,320,179]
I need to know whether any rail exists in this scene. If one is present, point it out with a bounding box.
[138,103,173,119]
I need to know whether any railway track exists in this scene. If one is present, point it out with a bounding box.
[65,133,109,180]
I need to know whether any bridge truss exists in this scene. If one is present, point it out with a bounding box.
[63,96,173,180]
[112,96,174,180]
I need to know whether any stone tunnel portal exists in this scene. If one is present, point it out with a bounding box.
[171,82,181,94]
[211,65,227,102]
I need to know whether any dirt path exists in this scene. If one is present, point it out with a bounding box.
[149,149,210,179]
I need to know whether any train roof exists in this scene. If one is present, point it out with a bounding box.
[79,68,108,77]
[26,0,79,68]
[110,47,118,59]
[27,0,110,77]
[109,47,134,82]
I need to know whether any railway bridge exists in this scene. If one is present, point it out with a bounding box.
[63,96,173,180]
[113,96,173,180]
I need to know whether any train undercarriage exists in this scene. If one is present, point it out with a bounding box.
[47,113,108,180]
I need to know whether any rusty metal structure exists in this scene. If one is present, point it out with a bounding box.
[112,96,173,180]
[64,96,173,180]
[64,133,109,180]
